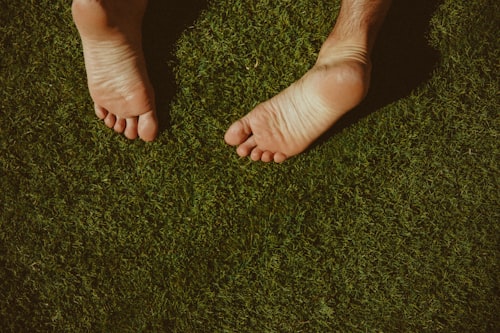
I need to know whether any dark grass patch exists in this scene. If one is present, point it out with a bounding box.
[142,0,209,133]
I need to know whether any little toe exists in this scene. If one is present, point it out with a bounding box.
[274,152,287,163]
[124,118,138,140]
[94,104,108,120]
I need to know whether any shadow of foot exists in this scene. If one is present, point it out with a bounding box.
[142,0,208,134]
[314,0,442,146]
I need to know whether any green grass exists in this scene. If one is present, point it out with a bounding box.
[1,0,499,332]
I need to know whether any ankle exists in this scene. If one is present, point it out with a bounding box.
[324,0,392,55]
[316,39,370,67]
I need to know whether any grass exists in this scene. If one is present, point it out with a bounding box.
[0,0,499,332]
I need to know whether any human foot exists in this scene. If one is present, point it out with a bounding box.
[72,0,158,141]
[224,42,371,163]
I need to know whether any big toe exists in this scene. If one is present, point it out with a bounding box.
[225,118,252,146]
[138,110,158,142]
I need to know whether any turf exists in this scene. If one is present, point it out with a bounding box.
[0,0,499,332]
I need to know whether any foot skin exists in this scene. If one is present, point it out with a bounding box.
[72,0,158,141]
[224,43,371,163]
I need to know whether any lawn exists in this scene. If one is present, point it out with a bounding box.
[0,0,498,332]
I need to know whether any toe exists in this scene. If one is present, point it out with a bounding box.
[236,136,257,157]
[114,117,126,133]
[94,104,108,120]
[274,152,287,163]
[124,118,138,140]
[261,151,274,163]
[104,112,116,128]
[225,117,252,146]
[250,148,263,161]
[138,110,158,142]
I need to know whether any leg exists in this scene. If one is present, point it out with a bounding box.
[224,0,392,162]
[72,0,158,141]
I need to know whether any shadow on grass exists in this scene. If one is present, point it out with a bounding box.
[313,0,442,147]
[143,1,440,142]
[142,0,208,133]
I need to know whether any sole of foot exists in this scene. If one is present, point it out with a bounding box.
[72,0,158,141]
[224,43,371,163]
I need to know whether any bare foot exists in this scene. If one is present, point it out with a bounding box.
[72,0,158,141]
[224,42,371,163]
